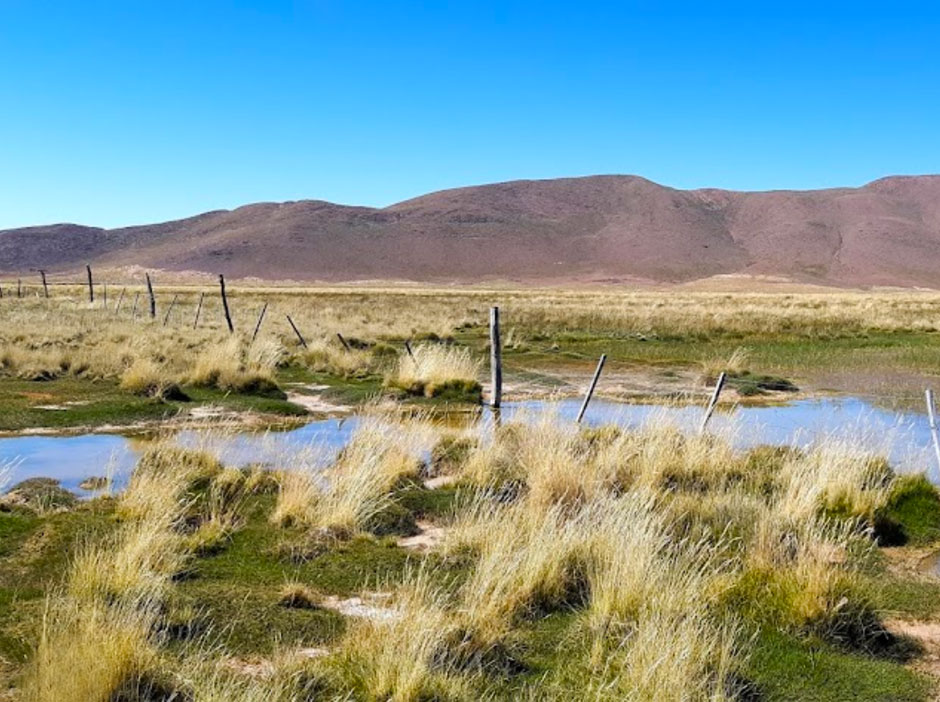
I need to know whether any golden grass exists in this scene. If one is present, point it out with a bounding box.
[15,399,917,699]
[8,283,938,397]
[271,413,432,533]
[386,343,481,397]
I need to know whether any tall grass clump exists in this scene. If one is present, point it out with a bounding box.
[326,573,473,701]
[272,414,432,536]
[189,336,281,394]
[386,343,481,401]
[119,357,185,400]
[21,443,233,702]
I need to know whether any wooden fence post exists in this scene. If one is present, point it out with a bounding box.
[17,279,22,298]
[163,294,179,326]
[219,274,234,333]
[145,274,156,319]
[251,302,268,343]
[38,270,48,298]
[286,315,308,348]
[336,332,350,351]
[576,354,606,424]
[699,372,727,434]
[86,265,94,303]
[926,389,940,475]
[192,292,205,329]
[489,306,502,408]
[102,283,107,308]
[131,291,140,318]
[113,287,126,314]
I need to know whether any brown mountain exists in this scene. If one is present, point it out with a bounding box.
[2,175,939,286]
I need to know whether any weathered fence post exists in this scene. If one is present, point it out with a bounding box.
[17,279,22,298]
[131,291,140,318]
[219,274,234,334]
[286,315,308,348]
[925,389,940,474]
[489,306,502,408]
[86,265,94,303]
[38,270,48,298]
[336,332,350,351]
[113,287,126,314]
[699,371,727,434]
[251,302,268,343]
[145,273,156,319]
[163,294,179,326]
[192,292,205,329]
[102,283,107,308]
[576,354,606,424]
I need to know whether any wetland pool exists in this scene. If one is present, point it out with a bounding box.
[1,396,937,495]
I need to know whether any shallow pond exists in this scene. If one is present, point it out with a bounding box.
[1,396,938,495]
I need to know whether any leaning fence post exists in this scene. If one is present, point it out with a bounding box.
[163,294,179,326]
[86,265,94,303]
[576,354,606,424]
[38,270,48,298]
[131,291,140,318]
[192,292,205,329]
[145,273,156,319]
[925,389,940,475]
[219,274,234,334]
[251,302,268,343]
[700,371,727,434]
[336,332,350,351]
[286,315,308,348]
[489,306,502,408]
[113,287,126,315]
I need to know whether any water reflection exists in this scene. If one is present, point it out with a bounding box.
[1,397,937,495]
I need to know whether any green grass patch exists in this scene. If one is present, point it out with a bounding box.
[745,629,931,702]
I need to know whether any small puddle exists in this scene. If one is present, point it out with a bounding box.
[1,397,937,494]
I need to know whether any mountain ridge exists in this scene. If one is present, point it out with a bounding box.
[2,174,939,287]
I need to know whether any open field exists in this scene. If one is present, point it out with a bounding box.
[2,282,940,431]
[3,284,940,699]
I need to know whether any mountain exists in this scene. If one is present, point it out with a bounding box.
[2,175,940,287]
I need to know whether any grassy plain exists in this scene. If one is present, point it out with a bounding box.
[2,282,940,699]
[1,283,940,430]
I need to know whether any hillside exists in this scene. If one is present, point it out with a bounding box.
[2,175,939,286]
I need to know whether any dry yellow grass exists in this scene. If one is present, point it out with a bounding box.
[13,398,917,699]
[4,284,940,395]
[386,343,481,397]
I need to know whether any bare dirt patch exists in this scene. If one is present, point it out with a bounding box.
[319,592,399,621]
[397,520,447,551]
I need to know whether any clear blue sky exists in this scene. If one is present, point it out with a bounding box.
[1,1,938,229]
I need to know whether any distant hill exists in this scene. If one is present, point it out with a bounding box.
[2,174,940,287]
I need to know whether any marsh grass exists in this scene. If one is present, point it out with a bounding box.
[385,343,482,401]
[10,405,940,700]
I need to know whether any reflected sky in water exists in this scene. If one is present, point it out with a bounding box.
[1,397,937,495]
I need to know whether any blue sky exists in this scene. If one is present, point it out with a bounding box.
[1,1,938,228]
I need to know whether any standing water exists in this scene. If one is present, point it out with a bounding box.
[0,397,937,494]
